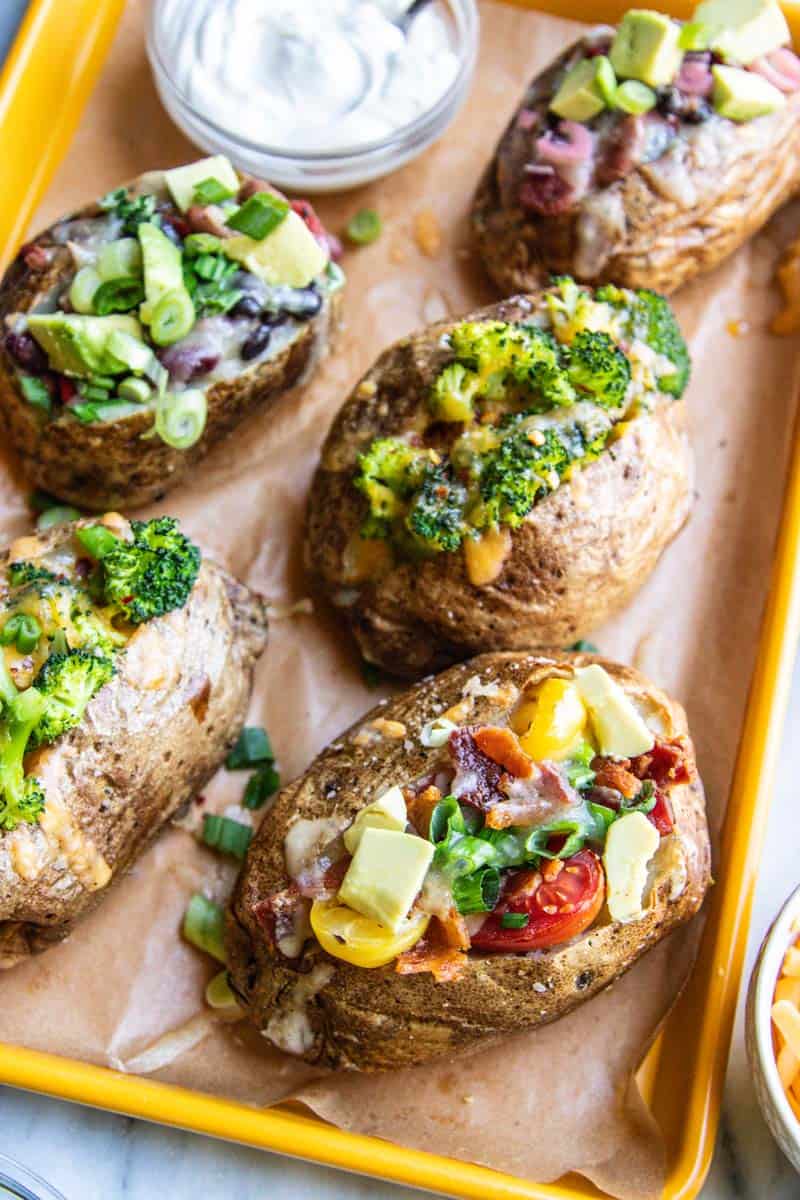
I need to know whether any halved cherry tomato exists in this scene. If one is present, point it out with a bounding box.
[471,849,605,952]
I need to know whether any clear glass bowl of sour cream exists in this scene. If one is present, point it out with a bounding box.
[0,1154,65,1200]
[147,0,479,192]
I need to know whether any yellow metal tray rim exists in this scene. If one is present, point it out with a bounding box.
[3,2,800,1198]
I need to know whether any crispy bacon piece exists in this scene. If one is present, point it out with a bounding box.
[252,886,304,951]
[484,763,578,829]
[449,727,507,809]
[406,784,441,839]
[395,916,467,982]
[472,726,533,779]
[629,737,693,787]
[591,758,640,799]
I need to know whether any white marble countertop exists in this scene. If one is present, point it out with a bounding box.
[1,3,800,1197]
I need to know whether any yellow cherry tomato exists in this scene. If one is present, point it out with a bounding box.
[518,678,588,762]
[310,900,429,968]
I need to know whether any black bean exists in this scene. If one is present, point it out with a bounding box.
[276,287,322,320]
[231,294,263,318]
[241,325,271,361]
[4,331,48,373]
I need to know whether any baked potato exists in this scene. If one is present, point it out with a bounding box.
[0,512,267,967]
[307,280,692,678]
[0,156,344,510]
[228,650,710,1071]
[471,4,800,296]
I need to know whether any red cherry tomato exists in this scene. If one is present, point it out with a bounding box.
[472,849,605,952]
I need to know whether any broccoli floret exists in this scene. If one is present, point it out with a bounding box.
[89,517,201,625]
[449,321,533,385]
[566,330,631,409]
[7,562,58,588]
[545,276,613,344]
[430,363,480,423]
[0,686,46,831]
[511,327,576,410]
[478,427,570,527]
[30,648,114,749]
[354,438,436,537]
[405,466,467,553]
[596,285,690,398]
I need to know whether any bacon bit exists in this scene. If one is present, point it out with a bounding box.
[504,868,542,901]
[439,908,471,952]
[483,762,576,829]
[57,376,77,406]
[472,726,532,779]
[252,886,302,950]
[629,738,693,787]
[449,727,507,809]
[395,916,467,982]
[406,785,441,839]
[413,209,442,258]
[591,758,640,800]
[541,858,564,882]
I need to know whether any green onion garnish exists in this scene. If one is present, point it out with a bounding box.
[453,867,501,915]
[183,233,224,257]
[244,762,280,810]
[153,389,207,450]
[92,276,145,316]
[569,640,598,653]
[193,177,237,206]
[0,613,42,653]
[345,209,382,246]
[201,813,252,860]
[182,893,226,963]
[226,725,274,769]
[19,375,52,412]
[148,288,196,346]
[500,912,529,929]
[226,193,289,240]
[76,524,119,560]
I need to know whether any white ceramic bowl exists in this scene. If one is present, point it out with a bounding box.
[746,883,800,1173]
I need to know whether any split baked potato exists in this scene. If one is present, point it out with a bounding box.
[307,279,692,678]
[471,3,800,296]
[0,156,344,510]
[228,650,710,1071]
[0,512,267,967]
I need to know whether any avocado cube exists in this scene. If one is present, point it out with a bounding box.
[574,664,654,758]
[338,827,433,933]
[138,221,185,316]
[610,10,683,87]
[712,63,786,120]
[224,210,328,288]
[343,786,408,854]
[694,0,790,66]
[550,59,607,122]
[164,156,240,213]
[27,314,143,378]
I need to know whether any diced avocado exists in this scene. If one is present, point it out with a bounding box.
[550,59,607,122]
[712,62,786,119]
[574,664,654,758]
[164,156,240,213]
[693,0,790,66]
[138,222,185,322]
[224,210,328,289]
[27,314,142,378]
[603,811,660,923]
[338,827,433,933]
[343,785,407,854]
[610,10,683,87]
[105,329,154,374]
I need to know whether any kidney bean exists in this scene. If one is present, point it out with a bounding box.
[241,324,271,361]
[239,177,288,202]
[158,342,221,382]
[186,204,232,238]
[4,331,48,373]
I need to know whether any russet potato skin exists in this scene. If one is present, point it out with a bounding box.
[0,520,268,968]
[0,177,340,511]
[470,39,800,297]
[228,652,711,1072]
[306,295,692,679]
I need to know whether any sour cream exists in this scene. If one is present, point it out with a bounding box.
[152,0,461,154]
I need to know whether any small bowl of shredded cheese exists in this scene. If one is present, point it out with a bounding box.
[746,884,800,1173]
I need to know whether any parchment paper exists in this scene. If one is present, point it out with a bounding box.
[1,3,799,1197]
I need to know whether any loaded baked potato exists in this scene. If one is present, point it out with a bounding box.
[228,650,711,1071]
[471,1,800,296]
[0,156,344,510]
[0,512,267,967]
[308,279,692,677]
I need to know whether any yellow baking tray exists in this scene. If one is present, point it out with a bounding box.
[2,1,800,1196]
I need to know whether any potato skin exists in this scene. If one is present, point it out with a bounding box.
[470,38,800,297]
[307,295,691,678]
[0,182,341,511]
[0,521,268,968]
[228,652,711,1071]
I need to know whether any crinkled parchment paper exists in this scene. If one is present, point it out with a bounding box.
[1,3,799,1197]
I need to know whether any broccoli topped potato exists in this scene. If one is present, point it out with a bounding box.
[81,516,201,625]
[352,277,689,557]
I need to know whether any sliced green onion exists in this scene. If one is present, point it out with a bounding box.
[93,276,145,316]
[205,970,240,1010]
[500,912,529,929]
[594,55,617,105]
[345,208,382,246]
[183,233,223,257]
[202,813,253,860]
[587,801,617,834]
[570,639,599,653]
[452,867,501,915]
[71,400,142,424]
[678,20,711,50]
[36,505,80,531]
[81,384,112,402]
[226,725,274,769]
[565,741,596,791]
[149,289,196,346]
[613,80,657,115]
[76,524,119,560]
[0,613,41,653]
[153,388,207,449]
[182,893,226,964]
[193,253,229,282]
[620,778,657,816]
[97,237,142,281]
[69,266,102,314]
[193,177,237,206]
[118,376,152,403]
[429,795,465,844]
[226,193,289,240]
[19,375,52,412]
[0,652,18,708]
[243,762,280,810]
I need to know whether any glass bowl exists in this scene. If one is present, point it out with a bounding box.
[146,0,479,193]
[0,1153,65,1200]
